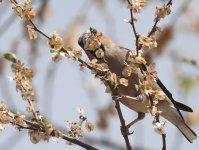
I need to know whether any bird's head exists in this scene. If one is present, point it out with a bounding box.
[78,28,111,61]
[78,29,91,49]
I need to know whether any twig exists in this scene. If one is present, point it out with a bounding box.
[126,1,173,150]
[162,134,166,150]
[85,136,127,150]
[154,115,166,150]
[126,0,139,56]
[148,0,173,37]
[29,20,50,39]
[137,0,173,51]
[26,99,39,121]
[115,100,132,150]
[62,135,99,150]
[13,118,99,150]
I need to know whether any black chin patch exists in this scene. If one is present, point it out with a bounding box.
[78,37,84,48]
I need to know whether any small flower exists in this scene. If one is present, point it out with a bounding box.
[29,130,43,144]
[119,78,129,87]
[153,90,166,101]
[14,112,26,126]
[77,106,84,115]
[48,32,64,51]
[65,107,94,140]
[84,33,102,52]
[0,124,4,131]
[85,120,94,132]
[156,26,163,33]
[153,121,166,135]
[107,72,118,87]
[123,17,137,23]
[11,61,34,100]
[11,0,36,20]
[51,52,62,62]
[0,102,13,128]
[54,130,63,138]
[23,0,36,20]
[48,32,64,62]
[72,49,82,60]
[151,105,158,116]
[122,66,132,77]
[155,4,171,21]
[128,0,147,13]
[95,49,104,59]
[135,56,146,64]
[147,63,157,78]
[138,35,157,50]
[26,105,33,112]
[26,25,37,40]
[66,121,83,139]
[12,4,23,18]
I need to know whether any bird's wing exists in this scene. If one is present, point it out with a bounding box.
[140,63,193,121]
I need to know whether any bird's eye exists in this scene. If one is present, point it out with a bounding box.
[90,27,97,35]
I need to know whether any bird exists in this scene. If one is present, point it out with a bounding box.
[78,27,197,143]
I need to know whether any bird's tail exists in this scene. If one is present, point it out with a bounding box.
[177,122,197,143]
[158,102,197,143]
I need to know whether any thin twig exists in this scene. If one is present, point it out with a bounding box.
[62,135,99,150]
[115,100,132,150]
[137,0,173,51]
[13,118,99,150]
[162,134,166,150]
[29,20,50,39]
[155,116,167,150]
[126,0,139,56]
[147,0,173,38]
[27,99,39,121]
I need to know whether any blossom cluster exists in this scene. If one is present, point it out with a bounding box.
[3,53,94,146]
[47,32,82,62]
[65,107,94,144]
[0,102,27,131]
[155,4,171,21]
[88,59,129,89]
[10,0,36,20]
[27,25,37,40]
[128,0,147,13]
[11,60,35,101]
[138,34,158,50]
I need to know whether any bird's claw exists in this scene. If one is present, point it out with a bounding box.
[120,126,134,136]
[112,95,124,101]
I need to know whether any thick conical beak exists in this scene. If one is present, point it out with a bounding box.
[78,35,84,48]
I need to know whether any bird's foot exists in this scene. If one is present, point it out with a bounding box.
[120,125,134,136]
[112,95,124,101]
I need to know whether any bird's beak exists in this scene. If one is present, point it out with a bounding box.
[78,35,84,48]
